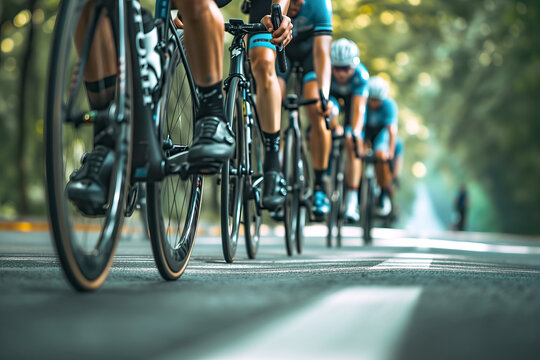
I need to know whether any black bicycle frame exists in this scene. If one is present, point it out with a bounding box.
[123,0,197,182]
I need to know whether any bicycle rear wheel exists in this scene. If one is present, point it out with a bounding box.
[147,28,202,280]
[295,148,309,254]
[221,78,244,263]
[45,1,132,291]
[283,128,298,256]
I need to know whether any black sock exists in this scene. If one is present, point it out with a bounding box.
[263,130,280,172]
[314,169,326,191]
[197,81,224,120]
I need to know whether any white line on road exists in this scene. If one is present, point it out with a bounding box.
[192,286,423,360]
[372,253,434,270]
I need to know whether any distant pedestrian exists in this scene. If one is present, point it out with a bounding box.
[454,185,469,231]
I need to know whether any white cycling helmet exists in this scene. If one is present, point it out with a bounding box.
[331,38,360,67]
[368,76,390,100]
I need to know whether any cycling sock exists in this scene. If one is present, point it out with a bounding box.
[85,75,117,146]
[197,81,224,120]
[263,130,280,172]
[314,169,326,191]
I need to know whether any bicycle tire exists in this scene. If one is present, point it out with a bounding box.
[326,152,340,248]
[363,178,373,245]
[45,1,132,291]
[221,77,244,263]
[283,128,298,256]
[147,28,202,280]
[295,148,309,254]
[244,106,263,259]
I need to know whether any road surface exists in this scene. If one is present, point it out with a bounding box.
[1,225,540,359]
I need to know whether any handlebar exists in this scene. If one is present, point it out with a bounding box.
[271,4,287,73]
[319,89,331,130]
[225,19,267,34]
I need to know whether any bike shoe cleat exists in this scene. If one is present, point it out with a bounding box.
[188,116,235,174]
[262,171,286,211]
[312,189,330,221]
[66,145,115,216]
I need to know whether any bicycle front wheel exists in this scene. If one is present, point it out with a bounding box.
[283,128,298,256]
[244,104,263,259]
[45,1,132,291]
[221,78,244,263]
[362,178,374,245]
[147,28,202,280]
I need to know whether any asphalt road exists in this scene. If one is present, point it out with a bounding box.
[1,225,540,360]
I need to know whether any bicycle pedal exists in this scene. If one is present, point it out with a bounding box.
[188,161,223,176]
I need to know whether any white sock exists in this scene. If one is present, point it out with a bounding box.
[346,189,358,210]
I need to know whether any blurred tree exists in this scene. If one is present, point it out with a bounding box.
[1,0,538,234]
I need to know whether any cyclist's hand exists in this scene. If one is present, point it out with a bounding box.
[173,14,184,29]
[261,15,293,47]
[316,98,333,118]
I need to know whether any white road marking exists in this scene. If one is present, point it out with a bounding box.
[194,286,423,360]
[372,253,433,270]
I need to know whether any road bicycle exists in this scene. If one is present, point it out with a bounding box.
[326,131,346,247]
[219,5,287,262]
[359,149,393,245]
[281,64,330,256]
[45,0,201,290]
[219,19,266,263]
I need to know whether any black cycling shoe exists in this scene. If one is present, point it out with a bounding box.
[188,116,235,174]
[262,171,286,211]
[66,145,115,216]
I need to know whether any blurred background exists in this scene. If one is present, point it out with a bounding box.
[0,0,539,234]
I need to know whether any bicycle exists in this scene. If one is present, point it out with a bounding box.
[219,19,266,263]
[281,64,330,256]
[326,131,347,248]
[359,148,394,245]
[45,0,201,290]
[219,5,287,263]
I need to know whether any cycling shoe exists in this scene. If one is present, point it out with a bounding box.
[66,145,114,216]
[188,116,235,174]
[262,171,286,211]
[312,189,330,221]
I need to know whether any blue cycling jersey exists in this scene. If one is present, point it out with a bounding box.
[330,63,369,98]
[292,0,333,38]
[287,0,333,58]
[365,98,398,128]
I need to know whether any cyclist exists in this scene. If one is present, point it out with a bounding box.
[66,0,292,213]
[364,76,398,216]
[276,0,333,221]
[327,38,369,222]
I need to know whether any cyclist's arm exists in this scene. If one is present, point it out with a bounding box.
[313,35,332,99]
[350,95,367,136]
[388,123,397,159]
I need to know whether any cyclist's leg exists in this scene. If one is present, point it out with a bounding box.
[74,1,117,112]
[174,0,233,167]
[341,101,362,221]
[373,129,393,213]
[248,1,286,209]
[304,74,331,217]
[67,1,119,207]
